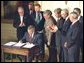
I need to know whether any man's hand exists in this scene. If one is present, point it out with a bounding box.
[19,23,23,27]
[18,40,22,43]
[19,22,25,27]
[64,42,67,48]
[49,25,58,32]
[47,42,51,46]
[46,26,50,30]
[22,23,25,26]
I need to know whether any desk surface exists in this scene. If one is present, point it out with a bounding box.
[1,44,39,62]
[1,45,38,56]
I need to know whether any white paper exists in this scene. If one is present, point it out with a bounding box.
[23,42,35,48]
[4,42,17,46]
[13,42,26,47]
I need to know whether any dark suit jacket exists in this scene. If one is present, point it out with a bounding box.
[13,13,35,28]
[79,16,83,47]
[55,17,65,48]
[61,18,72,47]
[33,11,45,31]
[66,21,80,48]
[27,10,35,20]
[62,18,72,36]
[13,13,36,40]
[21,32,43,46]
[13,14,26,28]
[79,16,83,39]
[56,17,65,31]
[79,16,83,23]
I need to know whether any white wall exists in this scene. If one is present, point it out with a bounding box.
[38,1,83,18]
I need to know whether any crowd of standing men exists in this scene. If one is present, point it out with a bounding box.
[13,2,83,62]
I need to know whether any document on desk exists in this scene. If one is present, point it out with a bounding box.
[4,42,17,46]
[23,42,35,48]
[13,42,26,47]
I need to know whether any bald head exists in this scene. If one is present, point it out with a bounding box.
[18,6,24,16]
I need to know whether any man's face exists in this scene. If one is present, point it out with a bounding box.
[61,11,68,19]
[18,7,24,16]
[34,6,40,12]
[69,14,74,22]
[28,29,34,35]
[43,13,50,20]
[55,12,61,18]
[28,4,33,10]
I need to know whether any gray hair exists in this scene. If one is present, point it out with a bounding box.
[62,9,69,15]
[27,25,35,31]
[18,6,24,12]
[70,12,78,19]
[43,10,52,16]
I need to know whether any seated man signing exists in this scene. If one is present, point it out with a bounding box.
[19,25,43,62]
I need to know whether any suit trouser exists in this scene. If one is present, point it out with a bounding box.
[62,47,68,62]
[61,34,68,62]
[38,32,45,56]
[80,39,83,61]
[47,33,57,62]
[67,45,80,62]
[55,30,61,62]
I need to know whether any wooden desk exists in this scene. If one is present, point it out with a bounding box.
[1,45,39,62]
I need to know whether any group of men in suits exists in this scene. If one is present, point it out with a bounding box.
[13,2,45,62]
[48,8,83,62]
[13,2,83,62]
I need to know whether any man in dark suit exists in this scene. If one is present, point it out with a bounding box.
[73,8,83,61]
[19,25,43,62]
[13,6,35,41]
[61,9,72,37]
[33,3,45,32]
[61,9,72,62]
[64,12,80,62]
[26,2,35,19]
[49,12,80,62]
[54,8,65,62]
[33,3,45,58]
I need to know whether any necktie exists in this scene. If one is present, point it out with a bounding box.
[36,12,40,24]
[29,35,32,43]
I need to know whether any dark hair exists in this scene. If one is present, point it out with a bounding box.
[54,8,62,13]
[28,2,34,6]
[34,3,41,7]
[43,10,52,16]
[73,8,81,14]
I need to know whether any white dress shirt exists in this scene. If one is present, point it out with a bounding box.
[20,16,23,24]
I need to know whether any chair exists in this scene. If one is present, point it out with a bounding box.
[33,46,45,62]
